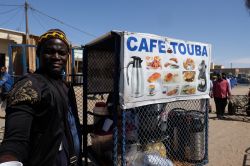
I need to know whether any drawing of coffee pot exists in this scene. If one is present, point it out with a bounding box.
[126,56,144,98]
[197,60,207,92]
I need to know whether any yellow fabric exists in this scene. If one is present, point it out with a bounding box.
[37,29,70,49]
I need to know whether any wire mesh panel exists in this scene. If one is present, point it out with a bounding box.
[121,99,208,166]
[73,85,83,124]
[87,50,115,94]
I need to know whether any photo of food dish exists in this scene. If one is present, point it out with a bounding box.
[163,72,179,83]
[166,86,179,96]
[146,56,162,69]
[148,84,156,96]
[164,57,179,69]
[181,85,196,95]
[183,58,195,70]
[183,71,196,82]
[169,57,178,63]
[164,63,179,69]
[147,72,161,83]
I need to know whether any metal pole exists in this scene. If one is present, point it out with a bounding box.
[113,33,121,166]
[82,47,88,166]
[71,48,75,84]
[25,0,29,44]
[8,45,14,83]
[22,45,27,75]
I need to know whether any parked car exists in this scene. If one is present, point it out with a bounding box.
[237,77,250,84]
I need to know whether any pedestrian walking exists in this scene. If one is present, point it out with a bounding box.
[212,73,231,119]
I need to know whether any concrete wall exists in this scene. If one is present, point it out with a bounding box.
[0,29,74,79]
[0,29,24,73]
[0,39,16,72]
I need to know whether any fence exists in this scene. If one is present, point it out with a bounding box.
[84,92,208,166]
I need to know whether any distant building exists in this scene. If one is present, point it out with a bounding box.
[214,65,224,69]
[210,62,215,69]
[0,28,75,81]
[0,28,38,76]
[211,68,250,77]
[72,47,83,73]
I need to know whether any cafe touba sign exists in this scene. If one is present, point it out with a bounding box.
[120,32,211,109]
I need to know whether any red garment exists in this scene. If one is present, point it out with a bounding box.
[213,79,231,98]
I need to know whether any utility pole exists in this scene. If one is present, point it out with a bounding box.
[25,0,29,44]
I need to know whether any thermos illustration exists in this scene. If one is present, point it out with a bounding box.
[197,60,207,92]
[126,56,144,98]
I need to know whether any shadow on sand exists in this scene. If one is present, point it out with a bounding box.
[209,112,250,123]
[243,147,250,166]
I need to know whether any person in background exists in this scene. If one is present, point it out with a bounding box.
[0,66,13,112]
[212,73,231,119]
[231,76,237,88]
[208,74,217,113]
[0,29,82,166]
[208,76,214,113]
[0,66,13,97]
[222,73,231,91]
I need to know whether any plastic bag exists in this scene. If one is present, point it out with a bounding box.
[144,153,173,166]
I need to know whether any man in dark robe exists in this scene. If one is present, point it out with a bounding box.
[0,29,82,166]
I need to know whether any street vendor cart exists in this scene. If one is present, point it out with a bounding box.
[82,31,211,166]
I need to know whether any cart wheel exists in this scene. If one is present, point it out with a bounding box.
[228,102,236,115]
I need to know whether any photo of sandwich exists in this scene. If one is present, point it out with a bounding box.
[164,63,179,69]
[181,85,196,95]
[169,57,178,63]
[183,71,196,82]
[166,86,179,96]
[163,72,179,83]
[183,58,195,70]
[147,72,161,83]
[164,57,179,69]
[146,56,162,69]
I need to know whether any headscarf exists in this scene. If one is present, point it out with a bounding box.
[36,29,70,55]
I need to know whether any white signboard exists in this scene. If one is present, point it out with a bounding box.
[120,32,211,109]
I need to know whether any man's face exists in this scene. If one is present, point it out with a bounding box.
[39,38,69,77]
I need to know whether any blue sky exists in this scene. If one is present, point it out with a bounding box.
[1,0,250,68]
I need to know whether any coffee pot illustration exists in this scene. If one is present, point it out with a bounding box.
[126,56,144,98]
[197,60,207,92]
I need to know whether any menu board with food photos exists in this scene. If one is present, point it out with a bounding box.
[120,32,211,109]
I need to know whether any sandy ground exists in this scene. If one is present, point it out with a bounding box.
[0,85,249,166]
[208,84,250,166]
